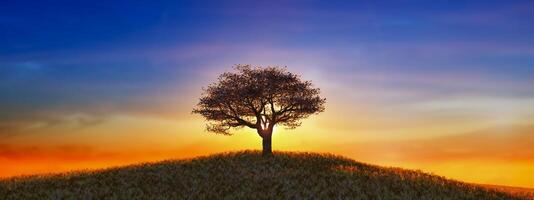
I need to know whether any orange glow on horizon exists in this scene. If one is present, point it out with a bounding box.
[1,99,533,188]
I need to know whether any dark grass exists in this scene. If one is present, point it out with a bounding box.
[0,150,526,199]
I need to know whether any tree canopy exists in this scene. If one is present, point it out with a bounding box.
[192,65,326,137]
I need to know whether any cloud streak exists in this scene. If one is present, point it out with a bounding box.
[339,125,534,163]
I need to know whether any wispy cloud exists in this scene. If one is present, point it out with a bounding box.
[339,125,534,163]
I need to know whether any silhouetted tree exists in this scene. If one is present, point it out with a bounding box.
[193,65,326,156]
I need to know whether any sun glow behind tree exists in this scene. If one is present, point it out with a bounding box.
[193,65,325,155]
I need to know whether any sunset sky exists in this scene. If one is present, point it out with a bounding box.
[1,1,534,188]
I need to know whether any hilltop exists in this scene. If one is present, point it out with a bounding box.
[0,151,528,199]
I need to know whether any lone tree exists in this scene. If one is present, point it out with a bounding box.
[193,65,326,156]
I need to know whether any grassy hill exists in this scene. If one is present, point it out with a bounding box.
[0,150,528,199]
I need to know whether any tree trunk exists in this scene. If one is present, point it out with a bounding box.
[262,134,272,156]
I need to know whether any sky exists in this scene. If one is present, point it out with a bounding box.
[1,0,534,188]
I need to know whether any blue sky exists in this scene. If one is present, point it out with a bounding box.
[2,0,534,133]
[2,0,534,123]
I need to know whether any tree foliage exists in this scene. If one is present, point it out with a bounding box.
[192,65,326,136]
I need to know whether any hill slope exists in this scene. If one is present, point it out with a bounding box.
[0,151,527,199]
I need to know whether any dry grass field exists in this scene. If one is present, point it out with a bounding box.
[0,151,529,199]
[480,184,534,200]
